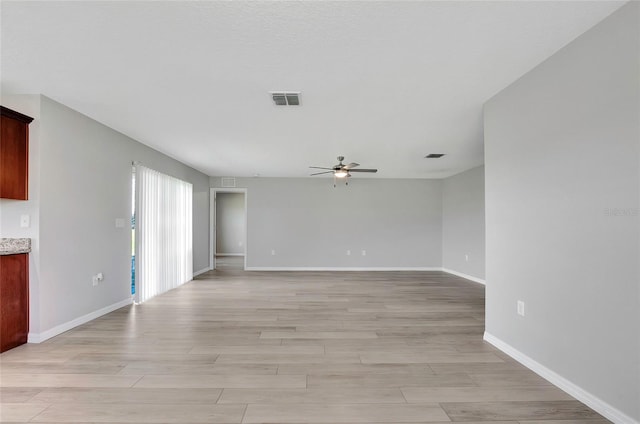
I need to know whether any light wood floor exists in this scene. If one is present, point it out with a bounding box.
[0,269,609,423]
[214,256,244,269]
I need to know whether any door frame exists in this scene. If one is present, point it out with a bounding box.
[210,187,248,270]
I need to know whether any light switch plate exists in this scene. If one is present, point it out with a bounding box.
[20,215,30,228]
[115,218,125,228]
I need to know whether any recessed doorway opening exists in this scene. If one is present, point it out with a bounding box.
[210,188,247,270]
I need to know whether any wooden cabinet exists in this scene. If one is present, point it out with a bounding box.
[1,106,33,200]
[0,253,29,352]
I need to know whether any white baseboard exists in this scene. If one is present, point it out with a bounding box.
[243,268,485,284]
[215,253,244,257]
[193,267,211,277]
[484,332,638,424]
[28,298,133,344]
[441,268,485,285]
[244,267,442,271]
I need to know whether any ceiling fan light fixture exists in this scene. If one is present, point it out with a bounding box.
[310,156,376,184]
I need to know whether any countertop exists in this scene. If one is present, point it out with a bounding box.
[0,238,31,255]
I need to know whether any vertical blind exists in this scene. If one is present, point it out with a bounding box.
[135,164,192,304]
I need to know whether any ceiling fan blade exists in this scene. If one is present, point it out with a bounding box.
[349,168,378,173]
[310,171,334,176]
[309,166,333,170]
[343,162,360,169]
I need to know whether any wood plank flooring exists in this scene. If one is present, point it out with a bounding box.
[0,269,609,423]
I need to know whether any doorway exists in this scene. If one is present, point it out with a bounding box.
[210,188,247,270]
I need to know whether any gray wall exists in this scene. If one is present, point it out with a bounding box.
[1,95,210,338]
[484,3,639,421]
[215,192,245,255]
[442,165,485,280]
[211,177,443,269]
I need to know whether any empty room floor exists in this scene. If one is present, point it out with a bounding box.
[0,270,609,423]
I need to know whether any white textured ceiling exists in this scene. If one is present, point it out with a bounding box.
[1,1,625,178]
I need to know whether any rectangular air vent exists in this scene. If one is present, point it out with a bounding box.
[272,93,287,106]
[425,153,445,158]
[270,91,301,106]
[221,177,236,188]
[285,93,300,105]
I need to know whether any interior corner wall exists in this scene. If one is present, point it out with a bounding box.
[484,3,639,422]
[2,95,210,340]
[442,165,485,281]
[210,177,443,269]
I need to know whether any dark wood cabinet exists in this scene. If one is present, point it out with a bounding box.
[1,106,33,200]
[0,253,29,352]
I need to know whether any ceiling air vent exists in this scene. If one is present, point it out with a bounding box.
[270,91,301,106]
[425,153,446,158]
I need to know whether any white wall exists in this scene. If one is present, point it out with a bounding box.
[442,165,485,281]
[215,192,245,255]
[1,95,210,340]
[211,177,443,269]
[484,3,639,422]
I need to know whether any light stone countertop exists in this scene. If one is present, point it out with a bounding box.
[0,238,31,255]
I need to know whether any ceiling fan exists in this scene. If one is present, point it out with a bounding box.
[310,156,378,186]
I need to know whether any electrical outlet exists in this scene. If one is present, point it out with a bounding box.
[361,250,366,256]
[346,250,351,256]
[465,254,469,262]
[517,300,525,316]
[115,218,125,228]
[271,249,276,256]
